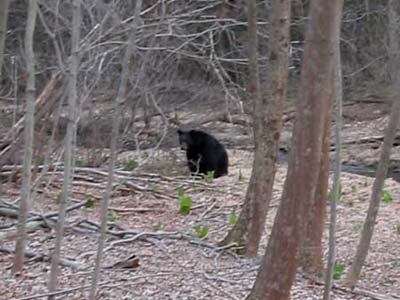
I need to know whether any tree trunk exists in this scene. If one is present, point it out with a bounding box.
[345,0,400,289]
[48,0,80,297]
[246,0,343,299]
[219,0,291,257]
[323,9,344,299]
[88,0,143,298]
[12,0,38,274]
[299,104,332,275]
[0,0,10,78]
[300,4,345,274]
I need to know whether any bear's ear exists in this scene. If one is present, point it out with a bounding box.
[177,129,183,135]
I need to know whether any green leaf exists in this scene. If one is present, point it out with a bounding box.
[84,197,95,208]
[204,171,214,183]
[382,190,393,204]
[124,159,138,171]
[108,210,118,222]
[75,159,84,167]
[177,187,192,215]
[333,263,346,280]
[229,209,237,225]
[354,222,363,232]
[179,195,192,215]
[194,225,209,239]
[55,192,62,204]
[396,225,400,235]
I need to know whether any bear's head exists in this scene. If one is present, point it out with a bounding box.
[177,129,195,150]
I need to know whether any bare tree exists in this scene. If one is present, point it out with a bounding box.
[299,3,343,275]
[246,0,343,298]
[219,0,291,257]
[0,0,10,78]
[323,8,344,299]
[88,0,143,298]
[12,0,38,274]
[48,0,80,296]
[345,0,400,289]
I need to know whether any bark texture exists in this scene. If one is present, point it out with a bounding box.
[300,106,332,275]
[12,0,38,274]
[246,0,343,299]
[220,0,291,257]
[323,9,344,299]
[48,0,80,296]
[0,0,10,77]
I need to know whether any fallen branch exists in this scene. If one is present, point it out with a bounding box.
[0,247,80,270]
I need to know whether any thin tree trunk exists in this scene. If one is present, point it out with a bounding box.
[345,0,400,289]
[48,0,80,297]
[323,12,343,299]
[297,0,343,277]
[0,0,10,78]
[218,0,262,254]
[246,0,343,299]
[219,0,291,257]
[88,0,143,298]
[12,0,38,274]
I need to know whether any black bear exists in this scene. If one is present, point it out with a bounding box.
[177,129,228,178]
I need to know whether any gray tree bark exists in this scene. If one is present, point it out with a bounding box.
[345,0,400,289]
[323,8,344,299]
[0,0,10,78]
[12,0,38,274]
[88,0,143,298]
[48,0,81,297]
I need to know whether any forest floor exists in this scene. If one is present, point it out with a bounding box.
[0,95,400,300]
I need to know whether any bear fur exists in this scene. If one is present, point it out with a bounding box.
[177,129,228,178]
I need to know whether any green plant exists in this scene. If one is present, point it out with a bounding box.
[333,262,346,280]
[382,190,393,204]
[124,159,138,171]
[194,225,209,239]
[396,225,400,235]
[204,171,214,183]
[238,169,244,182]
[178,187,192,215]
[75,159,84,167]
[229,209,238,225]
[108,210,118,222]
[328,182,342,203]
[55,192,62,204]
[84,197,95,208]
[354,222,363,232]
